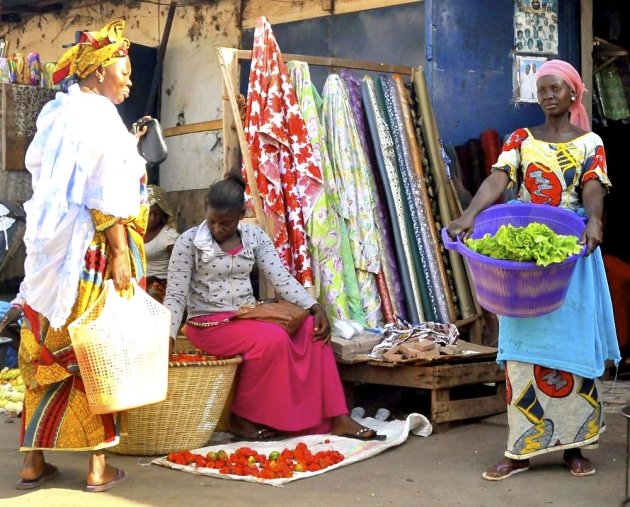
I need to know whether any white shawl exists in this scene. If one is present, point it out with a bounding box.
[22,83,146,328]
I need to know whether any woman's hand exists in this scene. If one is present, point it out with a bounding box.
[310,304,331,343]
[582,216,604,257]
[446,212,476,242]
[0,304,22,335]
[132,116,153,139]
[105,223,131,291]
[109,249,132,291]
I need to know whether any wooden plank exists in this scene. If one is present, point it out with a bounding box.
[581,0,593,124]
[222,49,241,175]
[217,48,268,237]
[236,49,414,76]
[242,0,421,29]
[1,85,6,171]
[339,362,436,389]
[340,359,504,390]
[431,388,449,424]
[163,119,222,138]
[432,384,506,424]
[432,362,505,389]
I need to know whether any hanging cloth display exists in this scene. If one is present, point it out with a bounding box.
[341,71,401,323]
[286,60,365,324]
[243,17,321,287]
[361,75,424,323]
[594,60,630,121]
[321,74,383,328]
[379,75,436,322]
[393,74,456,323]
[413,66,476,320]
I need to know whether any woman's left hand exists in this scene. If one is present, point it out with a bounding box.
[582,216,604,256]
[132,116,153,139]
[310,304,331,343]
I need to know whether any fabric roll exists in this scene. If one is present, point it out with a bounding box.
[408,96,461,318]
[466,138,485,195]
[412,66,475,319]
[341,70,402,323]
[594,61,630,121]
[444,145,473,210]
[243,18,320,287]
[455,144,475,196]
[380,75,436,322]
[393,74,456,323]
[615,56,630,111]
[286,60,362,324]
[480,129,501,178]
[321,74,383,328]
[602,254,630,350]
[361,76,423,323]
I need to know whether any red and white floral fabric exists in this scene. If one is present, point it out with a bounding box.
[243,17,323,287]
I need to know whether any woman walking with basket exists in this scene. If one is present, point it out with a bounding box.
[446,59,619,480]
[15,20,149,492]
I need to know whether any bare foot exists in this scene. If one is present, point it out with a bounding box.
[330,414,379,438]
[229,414,278,439]
[481,458,530,481]
[20,450,46,481]
[86,451,119,487]
[563,449,596,477]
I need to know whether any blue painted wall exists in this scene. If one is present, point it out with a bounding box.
[426,0,581,145]
[241,3,425,90]
[241,0,582,146]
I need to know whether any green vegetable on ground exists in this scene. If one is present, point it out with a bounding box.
[465,222,583,267]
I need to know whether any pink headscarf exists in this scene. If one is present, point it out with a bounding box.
[535,59,590,131]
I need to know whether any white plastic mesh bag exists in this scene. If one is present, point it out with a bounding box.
[68,279,170,414]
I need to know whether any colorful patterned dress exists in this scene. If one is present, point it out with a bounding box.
[492,128,620,460]
[20,208,147,450]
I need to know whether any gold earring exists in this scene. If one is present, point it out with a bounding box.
[98,75,104,83]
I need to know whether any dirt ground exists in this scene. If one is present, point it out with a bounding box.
[0,380,628,507]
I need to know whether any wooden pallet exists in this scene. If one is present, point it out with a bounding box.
[338,346,506,431]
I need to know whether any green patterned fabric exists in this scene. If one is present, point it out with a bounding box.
[595,60,630,121]
[321,74,384,328]
[286,61,364,324]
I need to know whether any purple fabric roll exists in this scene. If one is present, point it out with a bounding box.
[341,70,406,319]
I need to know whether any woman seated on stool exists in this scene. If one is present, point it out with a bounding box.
[163,174,384,441]
[145,184,179,302]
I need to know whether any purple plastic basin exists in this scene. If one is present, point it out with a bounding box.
[441,203,586,318]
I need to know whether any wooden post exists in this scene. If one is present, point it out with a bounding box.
[217,47,269,238]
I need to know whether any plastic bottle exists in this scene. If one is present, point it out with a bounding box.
[350,406,366,419]
[374,408,390,421]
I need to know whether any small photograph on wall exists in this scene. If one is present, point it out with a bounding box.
[515,55,548,103]
[514,0,558,54]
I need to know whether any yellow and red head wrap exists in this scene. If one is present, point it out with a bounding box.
[52,20,130,85]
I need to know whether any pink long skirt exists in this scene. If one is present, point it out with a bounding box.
[185,313,349,434]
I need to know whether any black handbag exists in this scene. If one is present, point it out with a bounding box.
[135,118,168,164]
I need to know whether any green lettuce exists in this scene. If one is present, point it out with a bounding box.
[465,222,583,267]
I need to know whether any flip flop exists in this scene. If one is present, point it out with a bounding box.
[339,427,387,441]
[564,455,596,477]
[15,463,59,490]
[86,467,128,493]
[481,460,529,481]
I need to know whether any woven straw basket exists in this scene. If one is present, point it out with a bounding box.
[109,354,242,456]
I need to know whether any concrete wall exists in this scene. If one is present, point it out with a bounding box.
[0,1,241,231]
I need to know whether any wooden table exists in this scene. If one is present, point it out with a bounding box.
[338,341,506,431]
